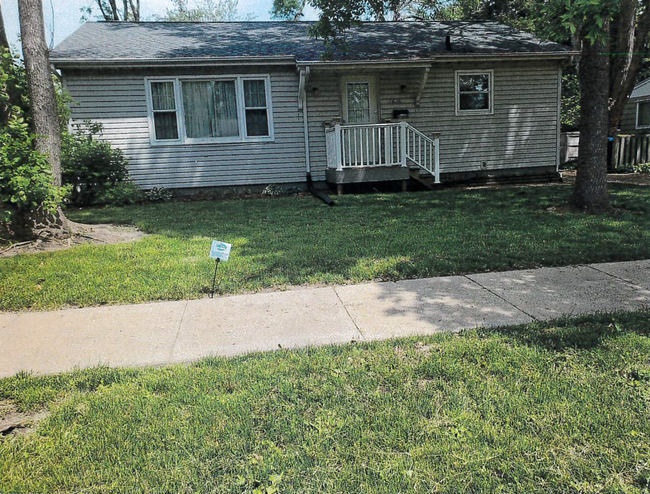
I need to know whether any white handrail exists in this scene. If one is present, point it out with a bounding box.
[326,122,440,183]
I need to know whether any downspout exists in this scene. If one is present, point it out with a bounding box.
[299,66,312,177]
[300,66,335,206]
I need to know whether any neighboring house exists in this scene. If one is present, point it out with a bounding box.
[50,21,574,193]
[620,77,650,134]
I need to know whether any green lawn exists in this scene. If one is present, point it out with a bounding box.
[1,184,649,311]
[1,312,649,493]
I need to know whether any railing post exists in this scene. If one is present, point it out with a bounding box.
[335,124,343,171]
[400,121,407,166]
[433,132,441,184]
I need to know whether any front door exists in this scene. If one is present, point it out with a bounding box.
[342,76,379,124]
[341,77,382,166]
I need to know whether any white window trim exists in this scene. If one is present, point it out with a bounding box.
[145,78,183,145]
[636,98,650,129]
[455,69,494,116]
[144,74,275,146]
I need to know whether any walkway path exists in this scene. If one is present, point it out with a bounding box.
[1,260,649,378]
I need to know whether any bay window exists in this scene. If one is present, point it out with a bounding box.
[146,76,273,144]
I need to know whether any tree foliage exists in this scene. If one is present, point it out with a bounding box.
[0,49,67,238]
[160,0,241,21]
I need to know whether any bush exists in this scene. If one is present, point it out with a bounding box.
[0,116,68,235]
[145,187,173,202]
[614,161,650,174]
[0,48,67,237]
[95,179,144,205]
[62,122,131,206]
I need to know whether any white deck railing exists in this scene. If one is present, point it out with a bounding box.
[325,121,440,183]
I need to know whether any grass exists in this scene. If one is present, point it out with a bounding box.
[1,311,649,493]
[1,184,649,311]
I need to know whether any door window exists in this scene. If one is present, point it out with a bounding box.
[346,82,371,123]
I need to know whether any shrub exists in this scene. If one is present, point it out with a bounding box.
[262,184,284,196]
[145,187,173,202]
[0,116,68,235]
[95,179,144,206]
[62,122,131,206]
[0,48,67,238]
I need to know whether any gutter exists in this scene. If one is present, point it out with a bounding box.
[50,56,297,70]
[52,50,577,70]
[295,52,578,67]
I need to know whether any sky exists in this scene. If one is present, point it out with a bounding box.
[2,0,319,50]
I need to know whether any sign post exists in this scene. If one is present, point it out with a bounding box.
[209,240,232,298]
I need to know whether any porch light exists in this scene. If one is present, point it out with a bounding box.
[400,84,407,93]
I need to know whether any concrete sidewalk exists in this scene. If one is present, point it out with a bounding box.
[1,260,649,378]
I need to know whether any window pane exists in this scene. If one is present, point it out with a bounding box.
[154,112,179,140]
[460,93,490,111]
[347,83,370,123]
[347,83,370,110]
[245,109,269,136]
[182,81,216,138]
[213,81,239,137]
[459,74,490,92]
[244,80,267,108]
[151,82,176,111]
[348,109,370,124]
[639,102,650,127]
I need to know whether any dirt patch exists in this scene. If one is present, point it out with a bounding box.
[0,399,49,437]
[1,222,147,258]
[415,341,433,354]
[562,170,650,186]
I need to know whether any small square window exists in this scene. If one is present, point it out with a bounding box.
[456,71,493,115]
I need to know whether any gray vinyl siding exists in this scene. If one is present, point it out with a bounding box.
[620,99,636,134]
[64,60,561,189]
[306,60,561,177]
[619,97,650,135]
[63,67,307,189]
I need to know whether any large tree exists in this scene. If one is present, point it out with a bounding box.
[17,0,68,232]
[542,0,650,211]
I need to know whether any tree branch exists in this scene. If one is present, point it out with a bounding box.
[609,0,650,132]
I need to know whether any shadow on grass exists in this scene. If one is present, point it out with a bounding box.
[479,311,650,352]
[4,183,646,311]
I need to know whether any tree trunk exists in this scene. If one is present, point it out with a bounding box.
[0,0,9,49]
[0,0,11,126]
[18,0,69,234]
[573,33,611,213]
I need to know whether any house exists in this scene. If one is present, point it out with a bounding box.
[620,76,650,134]
[50,21,574,194]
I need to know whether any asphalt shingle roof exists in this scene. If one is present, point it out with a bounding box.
[50,21,570,64]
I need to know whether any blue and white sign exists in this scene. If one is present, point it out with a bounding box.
[210,240,232,261]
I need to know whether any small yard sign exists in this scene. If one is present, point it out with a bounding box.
[210,240,232,262]
[209,240,232,298]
